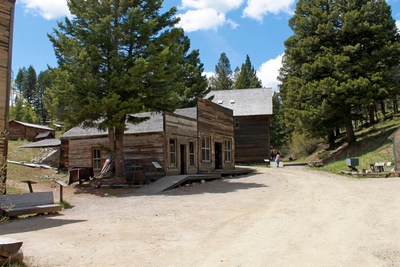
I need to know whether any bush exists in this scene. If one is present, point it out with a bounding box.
[291,132,322,156]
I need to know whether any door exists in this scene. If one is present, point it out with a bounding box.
[180,144,187,174]
[215,142,222,169]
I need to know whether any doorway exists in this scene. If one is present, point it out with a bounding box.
[180,144,187,174]
[215,142,222,169]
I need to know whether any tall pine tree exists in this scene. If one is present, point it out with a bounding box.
[279,0,400,146]
[209,52,233,90]
[234,55,262,89]
[49,0,207,178]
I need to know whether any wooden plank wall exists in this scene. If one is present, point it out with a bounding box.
[8,121,55,141]
[234,115,272,163]
[164,112,198,175]
[123,132,166,176]
[63,132,166,176]
[197,98,235,171]
[0,0,15,168]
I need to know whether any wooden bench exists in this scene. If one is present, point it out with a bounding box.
[0,192,62,217]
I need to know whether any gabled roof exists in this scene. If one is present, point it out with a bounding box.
[205,88,273,116]
[35,131,54,139]
[20,139,61,148]
[10,120,54,131]
[60,107,198,139]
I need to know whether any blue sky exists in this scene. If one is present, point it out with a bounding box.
[12,0,400,92]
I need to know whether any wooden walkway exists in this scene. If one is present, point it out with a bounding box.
[134,174,220,195]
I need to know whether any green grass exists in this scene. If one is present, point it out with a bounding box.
[312,114,399,175]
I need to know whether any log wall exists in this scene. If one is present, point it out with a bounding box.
[234,115,272,163]
[8,121,55,141]
[0,0,15,170]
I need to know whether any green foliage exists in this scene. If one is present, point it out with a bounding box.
[234,55,262,89]
[291,132,322,157]
[270,92,289,150]
[279,0,400,146]
[209,52,233,91]
[10,96,40,124]
[48,0,207,177]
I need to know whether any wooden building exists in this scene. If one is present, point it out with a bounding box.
[59,98,235,178]
[0,0,16,191]
[8,120,56,142]
[388,128,400,171]
[206,88,273,164]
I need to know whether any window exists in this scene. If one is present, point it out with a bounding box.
[224,140,232,162]
[234,117,239,129]
[93,148,101,170]
[189,141,195,167]
[169,139,177,167]
[201,136,210,161]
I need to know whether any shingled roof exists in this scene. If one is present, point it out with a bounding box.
[205,88,273,116]
[60,108,197,139]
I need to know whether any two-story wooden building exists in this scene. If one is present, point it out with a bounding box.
[59,98,235,178]
[206,88,273,164]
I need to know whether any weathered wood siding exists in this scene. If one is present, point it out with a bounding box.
[165,112,198,175]
[234,115,272,163]
[8,121,55,141]
[123,133,166,176]
[61,133,166,177]
[197,98,235,171]
[0,0,15,168]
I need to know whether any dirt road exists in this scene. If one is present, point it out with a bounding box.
[1,167,399,266]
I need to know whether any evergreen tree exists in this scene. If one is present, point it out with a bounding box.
[36,70,52,124]
[49,0,205,178]
[270,92,288,150]
[176,36,210,107]
[24,65,37,105]
[279,0,400,146]
[234,55,262,89]
[209,53,233,90]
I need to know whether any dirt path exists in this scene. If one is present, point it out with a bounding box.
[1,167,399,266]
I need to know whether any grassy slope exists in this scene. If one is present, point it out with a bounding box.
[312,115,400,175]
[5,140,64,194]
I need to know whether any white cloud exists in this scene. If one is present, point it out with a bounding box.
[257,54,283,92]
[203,71,215,79]
[397,20,400,32]
[19,0,70,20]
[178,8,228,32]
[180,0,244,13]
[243,0,295,22]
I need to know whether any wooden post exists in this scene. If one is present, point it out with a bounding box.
[21,180,37,193]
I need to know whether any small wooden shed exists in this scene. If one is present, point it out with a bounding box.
[8,120,55,142]
[388,128,400,171]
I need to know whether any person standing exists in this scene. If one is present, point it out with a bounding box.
[275,153,281,168]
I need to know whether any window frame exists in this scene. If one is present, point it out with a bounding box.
[224,139,232,162]
[234,117,239,129]
[201,136,211,162]
[189,141,196,167]
[92,148,102,170]
[169,139,177,167]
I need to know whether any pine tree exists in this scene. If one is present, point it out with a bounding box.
[279,0,400,146]
[209,53,233,90]
[49,0,205,178]
[37,70,52,124]
[234,55,262,89]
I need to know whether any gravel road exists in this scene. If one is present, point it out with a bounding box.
[1,166,399,267]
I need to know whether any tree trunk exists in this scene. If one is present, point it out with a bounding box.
[380,100,386,117]
[344,116,357,146]
[114,131,125,178]
[369,104,375,125]
[328,130,336,149]
[393,98,398,115]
